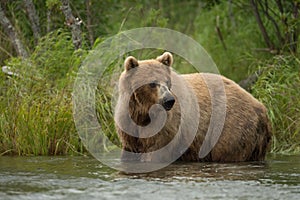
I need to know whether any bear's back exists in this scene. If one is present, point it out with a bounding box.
[179,73,272,162]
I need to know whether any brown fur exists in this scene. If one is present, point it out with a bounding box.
[115,53,272,162]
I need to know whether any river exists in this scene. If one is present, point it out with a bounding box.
[0,154,299,199]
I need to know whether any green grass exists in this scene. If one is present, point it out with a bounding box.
[0,70,82,156]
[252,55,300,153]
[0,30,86,155]
[0,1,299,155]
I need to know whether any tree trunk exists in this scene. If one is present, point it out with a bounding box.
[290,2,299,53]
[47,9,51,33]
[60,0,82,50]
[23,0,41,44]
[86,0,94,46]
[0,3,29,58]
[228,0,236,28]
[250,0,273,50]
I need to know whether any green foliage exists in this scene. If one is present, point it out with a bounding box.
[95,59,124,149]
[29,29,89,86]
[0,0,300,155]
[252,56,300,153]
[46,0,62,10]
[31,30,75,80]
[0,30,86,155]
[250,0,300,53]
[193,1,271,81]
[95,86,120,149]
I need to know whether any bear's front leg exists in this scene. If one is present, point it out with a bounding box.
[120,149,141,162]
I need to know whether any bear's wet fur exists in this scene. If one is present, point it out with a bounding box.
[115,52,272,162]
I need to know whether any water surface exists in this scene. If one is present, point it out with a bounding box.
[0,154,299,199]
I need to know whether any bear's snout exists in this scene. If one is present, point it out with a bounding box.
[162,95,175,111]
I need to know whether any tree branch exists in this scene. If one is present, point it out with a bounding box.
[0,3,29,58]
[276,0,284,14]
[290,2,299,53]
[46,9,51,33]
[258,0,283,48]
[60,0,82,50]
[215,15,227,50]
[85,0,94,46]
[228,0,236,28]
[23,0,41,44]
[250,0,274,50]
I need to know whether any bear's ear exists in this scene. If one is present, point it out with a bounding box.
[156,52,173,67]
[124,56,139,71]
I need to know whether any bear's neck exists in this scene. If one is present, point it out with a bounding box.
[129,97,151,126]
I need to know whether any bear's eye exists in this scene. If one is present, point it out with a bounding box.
[149,82,157,88]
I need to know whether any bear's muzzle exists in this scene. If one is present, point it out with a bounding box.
[162,95,175,111]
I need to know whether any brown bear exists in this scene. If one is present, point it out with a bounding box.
[114,52,272,162]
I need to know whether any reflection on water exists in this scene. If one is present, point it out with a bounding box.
[0,154,299,199]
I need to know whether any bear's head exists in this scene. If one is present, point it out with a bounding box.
[118,52,176,126]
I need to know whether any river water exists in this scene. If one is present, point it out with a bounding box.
[0,154,299,200]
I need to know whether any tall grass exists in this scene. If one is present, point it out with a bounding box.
[1,1,299,155]
[252,55,300,153]
[0,30,86,155]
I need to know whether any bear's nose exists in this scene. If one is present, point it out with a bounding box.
[162,96,175,111]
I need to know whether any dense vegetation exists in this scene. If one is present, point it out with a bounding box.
[0,0,299,155]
